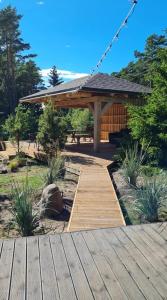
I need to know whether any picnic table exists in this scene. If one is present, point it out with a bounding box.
[70,132,93,145]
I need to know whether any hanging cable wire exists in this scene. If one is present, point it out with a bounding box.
[91,0,138,75]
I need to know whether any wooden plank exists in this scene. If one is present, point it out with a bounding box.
[61,233,94,300]
[93,229,145,300]
[49,234,77,300]
[9,238,26,300]
[150,222,167,235]
[27,236,42,300]
[113,227,167,299]
[82,231,129,299]
[0,239,3,258]
[122,226,167,282]
[0,239,15,300]
[72,231,111,300]
[132,225,167,263]
[152,223,167,240]
[142,224,167,249]
[103,228,162,300]
[39,235,59,299]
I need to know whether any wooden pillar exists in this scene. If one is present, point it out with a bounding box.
[94,101,101,152]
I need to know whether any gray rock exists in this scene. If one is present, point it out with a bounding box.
[39,184,63,218]
[0,164,7,174]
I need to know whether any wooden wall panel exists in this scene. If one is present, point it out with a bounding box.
[100,103,127,140]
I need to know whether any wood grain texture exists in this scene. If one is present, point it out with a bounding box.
[0,223,167,300]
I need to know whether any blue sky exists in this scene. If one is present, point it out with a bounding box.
[0,0,167,81]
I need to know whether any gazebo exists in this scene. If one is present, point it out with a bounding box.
[20,73,151,152]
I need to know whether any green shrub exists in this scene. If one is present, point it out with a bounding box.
[141,165,162,177]
[9,160,19,172]
[44,155,66,186]
[134,175,167,222]
[16,157,27,167]
[11,177,39,236]
[122,142,146,187]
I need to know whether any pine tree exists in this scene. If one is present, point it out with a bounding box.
[48,66,63,87]
[37,101,67,159]
[0,6,37,114]
[113,32,167,86]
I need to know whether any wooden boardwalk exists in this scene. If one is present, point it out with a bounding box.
[65,146,125,231]
[0,223,167,300]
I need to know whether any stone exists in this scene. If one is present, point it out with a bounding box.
[39,184,63,218]
[0,164,7,174]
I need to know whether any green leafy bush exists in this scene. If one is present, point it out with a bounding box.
[141,165,162,177]
[134,175,167,222]
[16,157,27,167]
[127,48,167,167]
[11,177,39,236]
[69,108,93,132]
[9,160,19,172]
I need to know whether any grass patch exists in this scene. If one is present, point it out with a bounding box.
[0,165,47,195]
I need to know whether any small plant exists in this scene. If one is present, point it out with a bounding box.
[122,142,147,187]
[9,160,19,172]
[11,177,39,236]
[44,155,66,186]
[133,174,167,222]
[141,165,162,177]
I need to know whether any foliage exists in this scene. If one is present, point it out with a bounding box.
[112,32,167,86]
[122,143,146,187]
[69,108,93,132]
[37,101,67,159]
[9,160,19,172]
[0,6,40,115]
[128,47,167,166]
[113,133,135,164]
[133,175,167,222]
[16,60,44,99]
[3,105,30,153]
[11,177,39,236]
[140,165,161,177]
[48,65,63,87]
[43,155,65,186]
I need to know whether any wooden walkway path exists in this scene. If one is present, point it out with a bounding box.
[0,223,167,300]
[65,148,125,231]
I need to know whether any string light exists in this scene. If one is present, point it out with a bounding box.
[91,0,138,75]
[79,0,138,89]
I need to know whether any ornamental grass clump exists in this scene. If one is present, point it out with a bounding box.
[11,177,39,236]
[122,142,146,187]
[134,174,167,222]
[44,155,66,186]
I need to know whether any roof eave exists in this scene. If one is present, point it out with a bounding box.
[81,86,151,95]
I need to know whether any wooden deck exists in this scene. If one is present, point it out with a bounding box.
[0,223,167,300]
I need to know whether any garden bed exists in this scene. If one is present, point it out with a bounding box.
[0,164,78,238]
[109,162,167,225]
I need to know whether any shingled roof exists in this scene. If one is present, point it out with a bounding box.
[20,73,151,101]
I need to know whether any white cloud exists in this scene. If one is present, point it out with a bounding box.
[40,69,88,83]
[37,1,44,5]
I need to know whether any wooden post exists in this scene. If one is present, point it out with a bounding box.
[94,101,101,152]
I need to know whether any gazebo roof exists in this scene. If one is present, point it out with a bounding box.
[20,73,151,103]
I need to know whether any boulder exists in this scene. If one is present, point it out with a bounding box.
[39,184,63,218]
